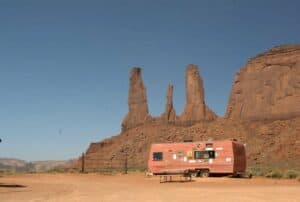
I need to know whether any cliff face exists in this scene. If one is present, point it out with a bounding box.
[226,45,300,120]
[78,44,300,172]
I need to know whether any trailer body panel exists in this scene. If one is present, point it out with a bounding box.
[148,140,246,175]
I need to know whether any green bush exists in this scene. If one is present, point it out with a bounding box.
[265,170,283,178]
[284,170,299,179]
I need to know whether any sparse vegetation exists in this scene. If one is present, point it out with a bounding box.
[0,169,16,176]
[247,165,300,180]
[47,167,68,173]
[265,170,283,178]
[284,170,299,179]
[247,166,265,177]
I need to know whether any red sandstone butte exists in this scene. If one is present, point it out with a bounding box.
[179,64,217,125]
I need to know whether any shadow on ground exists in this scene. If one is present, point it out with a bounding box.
[0,183,26,188]
[160,180,196,183]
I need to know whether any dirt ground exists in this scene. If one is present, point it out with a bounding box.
[0,173,299,202]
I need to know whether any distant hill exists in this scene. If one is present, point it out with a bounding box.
[0,158,73,173]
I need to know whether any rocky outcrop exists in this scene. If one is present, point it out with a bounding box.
[226,45,300,120]
[122,65,217,130]
[161,84,176,123]
[78,117,300,171]
[179,64,217,125]
[76,44,300,172]
[122,68,150,131]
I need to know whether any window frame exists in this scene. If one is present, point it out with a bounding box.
[194,150,215,159]
[153,152,163,161]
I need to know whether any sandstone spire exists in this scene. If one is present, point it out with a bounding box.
[180,64,217,125]
[161,84,176,123]
[122,67,150,131]
[226,45,300,120]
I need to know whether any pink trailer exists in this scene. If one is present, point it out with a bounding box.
[148,140,246,177]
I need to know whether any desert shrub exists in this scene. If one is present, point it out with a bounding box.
[283,170,299,179]
[45,167,71,174]
[0,169,16,176]
[246,167,265,176]
[265,170,283,178]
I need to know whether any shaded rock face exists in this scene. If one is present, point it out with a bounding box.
[161,84,176,123]
[180,64,217,124]
[122,68,150,131]
[226,45,300,120]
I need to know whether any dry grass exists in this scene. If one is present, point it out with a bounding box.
[284,170,299,179]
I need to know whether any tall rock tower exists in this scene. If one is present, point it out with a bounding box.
[180,64,217,125]
[161,84,176,123]
[122,67,150,131]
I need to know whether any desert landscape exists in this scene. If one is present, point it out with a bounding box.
[0,44,299,202]
[1,44,299,202]
[74,45,300,174]
[1,173,300,202]
[1,1,300,202]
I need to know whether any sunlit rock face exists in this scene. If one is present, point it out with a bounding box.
[161,84,177,124]
[122,67,150,131]
[226,45,300,121]
[179,64,217,125]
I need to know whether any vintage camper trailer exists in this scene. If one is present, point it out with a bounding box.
[148,140,246,177]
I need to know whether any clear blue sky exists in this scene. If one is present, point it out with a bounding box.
[0,0,299,161]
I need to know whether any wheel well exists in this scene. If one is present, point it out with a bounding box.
[195,168,209,172]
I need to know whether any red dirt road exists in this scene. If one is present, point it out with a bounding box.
[0,173,299,202]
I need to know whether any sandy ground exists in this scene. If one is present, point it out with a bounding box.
[0,173,299,202]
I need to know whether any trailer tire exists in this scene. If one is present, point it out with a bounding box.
[200,169,210,178]
[191,170,200,177]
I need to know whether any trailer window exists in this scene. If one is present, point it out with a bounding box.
[153,152,163,161]
[194,151,215,159]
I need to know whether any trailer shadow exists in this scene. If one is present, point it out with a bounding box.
[0,183,26,188]
[160,179,195,183]
[158,175,195,183]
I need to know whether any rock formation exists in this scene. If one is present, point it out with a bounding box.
[122,67,150,131]
[179,64,217,124]
[74,44,300,173]
[161,84,176,123]
[226,45,300,120]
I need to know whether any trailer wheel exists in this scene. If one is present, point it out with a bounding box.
[191,171,199,177]
[200,169,210,178]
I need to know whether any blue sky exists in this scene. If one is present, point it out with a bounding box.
[0,0,299,161]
